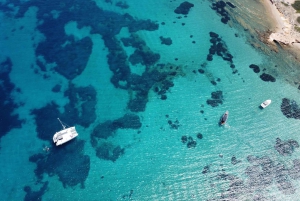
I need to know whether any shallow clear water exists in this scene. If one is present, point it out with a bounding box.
[1,0,300,200]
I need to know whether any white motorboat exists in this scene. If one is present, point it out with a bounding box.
[53,118,78,146]
[220,110,229,125]
[261,100,271,108]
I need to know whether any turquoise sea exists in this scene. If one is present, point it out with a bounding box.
[1,0,300,200]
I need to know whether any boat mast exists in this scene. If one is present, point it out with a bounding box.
[57,118,66,129]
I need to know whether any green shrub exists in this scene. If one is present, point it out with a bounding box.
[295,26,300,33]
[281,2,289,6]
[292,1,300,12]
[298,16,300,24]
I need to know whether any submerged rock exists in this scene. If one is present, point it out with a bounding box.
[92,113,142,139]
[231,156,241,165]
[23,182,48,201]
[174,1,194,15]
[206,32,238,76]
[197,133,203,139]
[159,36,172,45]
[289,159,300,180]
[207,91,223,107]
[0,58,23,139]
[181,136,188,143]
[260,73,276,82]
[202,165,210,174]
[187,139,197,148]
[167,118,180,129]
[96,142,125,162]
[29,140,90,188]
[274,138,299,156]
[211,1,231,24]
[249,64,260,73]
[281,98,300,119]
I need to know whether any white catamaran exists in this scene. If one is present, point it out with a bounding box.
[53,118,78,146]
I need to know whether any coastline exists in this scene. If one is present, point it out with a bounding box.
[262,0,300,51]
[220,0,300,85]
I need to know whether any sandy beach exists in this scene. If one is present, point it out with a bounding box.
[263,0,300,48]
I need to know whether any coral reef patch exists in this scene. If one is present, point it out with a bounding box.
[202,165,210,174]
[115,1,129,9]
[186,136,197,148]
[248,64,276,83]
[211,1,233,24]
[180,136,197,148]
[31,102,62,142]
[116,33,181,112]
[245,155,296,195]
[29,140,90,188]
[181,133,203,148]
[122,189,134,200]
[249,64,260,73]
[281,98,300,119]
[0,58,23,140]
[274,138,299,156]
[207,137,300,200]
[23,182,48,201]
[14,0,159,82]
[231,155,241,165]
[260,73,276,82]
[92,113,142,140]
[96,142,125,162]
[91,113,141,161]
[167,118,180,130]
[207,32,238,75]
[174,1,194,15]
[30,83,97,190]
[197,133,203,139]
[181,136,188,143]
[31,84,97,142]
[62,83,97,128]
[159,36,172,46]
[51,84,62,93]
[206,91,223,107]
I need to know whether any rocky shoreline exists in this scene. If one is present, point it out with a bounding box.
[266,0,300,46]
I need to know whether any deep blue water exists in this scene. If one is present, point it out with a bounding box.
[1,0,300,200]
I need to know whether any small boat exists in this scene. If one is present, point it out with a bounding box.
[53,118,78,146]
[220,110,229,125]
[260,100,271,108]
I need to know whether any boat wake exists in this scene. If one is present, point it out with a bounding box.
[224,123,231,128]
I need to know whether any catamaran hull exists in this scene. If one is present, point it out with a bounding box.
[53,126,78,146]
